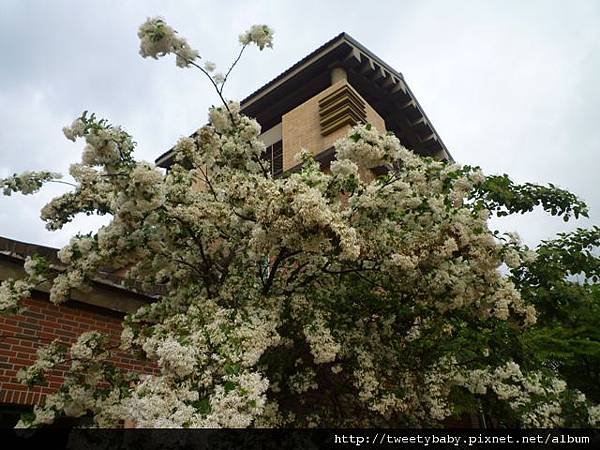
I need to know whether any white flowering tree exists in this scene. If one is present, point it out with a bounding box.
[1,18,599,428]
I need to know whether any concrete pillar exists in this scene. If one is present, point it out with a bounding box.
[330,67,347,85]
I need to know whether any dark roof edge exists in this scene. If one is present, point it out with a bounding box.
[155,32,452,166]
[402,77,452,162]
[0,235,61,264]
[332,33,452,161]
[0,235,158,301]
[239,32,349,108]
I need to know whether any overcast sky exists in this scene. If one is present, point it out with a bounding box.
[1,0,598,249]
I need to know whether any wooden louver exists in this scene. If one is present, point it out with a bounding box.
[319,84,367,136]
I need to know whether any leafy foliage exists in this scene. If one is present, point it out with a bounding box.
[471,173,589,221]
[510,227,600,401]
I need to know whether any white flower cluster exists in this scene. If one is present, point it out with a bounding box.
[504,248,521,268]
[212,73,225,85]
[352,350,380,403]
[203,61,216,72]
[335,124,403,169]
[16,330,129,428]
[330,158,359,178]
[203,372,269,427]
[115,162,165,221]
[303,313,340,364]
[289,368,318,394]
[455,361,598,427]
[63,385,95,418]
[122,371,269,428]
[239,25,274,50]
[589,404,600,426]
[0,278,31,313]
[16,340,65,386]
[81,124,134,170]
[57,235,93,265]
[123,376,200,428]
[36,158,117,232]
[70,331,108,362]
[138,17,199,68]
[62,118,86,142]
[23,256,48,284]
[155,337,197,378]
[48,270,83,304]
[1,171,61,196]
[203,102,266,173]
[489,278,537,325]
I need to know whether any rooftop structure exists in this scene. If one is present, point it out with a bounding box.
[155,32,452,173]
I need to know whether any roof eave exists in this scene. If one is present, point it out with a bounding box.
[155,32,452,167]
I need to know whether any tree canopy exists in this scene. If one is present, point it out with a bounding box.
[1,17,598,428]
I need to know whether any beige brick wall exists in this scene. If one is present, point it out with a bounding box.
[281,80,386,170]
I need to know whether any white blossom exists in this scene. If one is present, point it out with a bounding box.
[62,118,86,142]
[303,313,340,364]
[239,25,274,50]
[0,279,31,312]
[137,17,199,68]
[203,61,216,72]
[3,20,597,430]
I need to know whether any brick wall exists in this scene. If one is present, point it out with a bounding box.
[0,293,155,406]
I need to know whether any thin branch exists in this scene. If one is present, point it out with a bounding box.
[285,261,310,286]
[167,254,215,298]
[49,180,78,188]
[197,166,219,200]
[219,44,248,95]
[253,153,272,179]
[176,54,237,126]
[354,270,385,289]
[198,166,256,222]
[218,248,236,283]
[196,237,214,275]
[262,249,285,294]
[322,263,377,275]
[262,248,302,295]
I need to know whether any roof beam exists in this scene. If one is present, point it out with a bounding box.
[358,56,375,76]
[370,65,386,83]
[381,75,397,90]
[342,47,361,68]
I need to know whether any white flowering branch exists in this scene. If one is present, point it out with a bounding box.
[1,18,598,430]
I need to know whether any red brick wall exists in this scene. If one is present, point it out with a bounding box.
[0,294,155,406]
[0,294,480,426]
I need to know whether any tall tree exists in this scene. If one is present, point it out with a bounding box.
[1,18,598,428]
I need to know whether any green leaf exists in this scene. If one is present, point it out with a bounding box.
[193,398,211,415]
[224,381,236,393]
[224,363,240,375]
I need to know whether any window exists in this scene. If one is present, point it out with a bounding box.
[262,140,283,178]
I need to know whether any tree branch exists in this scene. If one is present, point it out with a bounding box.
[219,44,248,95]
[262,248,301,295]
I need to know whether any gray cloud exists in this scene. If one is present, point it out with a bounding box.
[1,0,598,249]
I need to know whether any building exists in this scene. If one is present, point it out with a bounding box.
[0,33,452,426]
[0,236,158,426]
[155,32,451,174]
